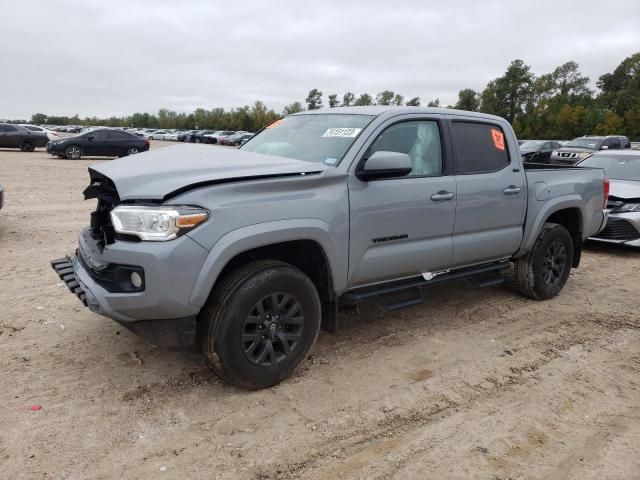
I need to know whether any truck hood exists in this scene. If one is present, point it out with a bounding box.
[88,144,328,201]
[609,179,640,201]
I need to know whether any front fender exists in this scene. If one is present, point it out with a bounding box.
[188,219,344,307]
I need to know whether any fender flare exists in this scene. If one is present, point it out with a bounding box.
[188,219,342,307]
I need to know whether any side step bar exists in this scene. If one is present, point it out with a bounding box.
[340,260,511,311]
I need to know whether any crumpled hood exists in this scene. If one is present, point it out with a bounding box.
[88,144,328,201]
[609,179,640,200]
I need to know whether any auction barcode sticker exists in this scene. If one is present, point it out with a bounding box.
[322,128,362,138]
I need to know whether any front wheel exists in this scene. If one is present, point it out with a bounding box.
[126,147,139,155]
[65,145,82,160]
[513,223,574,300]
[200,260,321,389]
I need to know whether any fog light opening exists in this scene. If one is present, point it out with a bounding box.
[130,271,143,289]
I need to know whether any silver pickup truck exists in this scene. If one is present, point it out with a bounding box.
[52,107,608,389]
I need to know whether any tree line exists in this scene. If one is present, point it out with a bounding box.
[12,51,640,139]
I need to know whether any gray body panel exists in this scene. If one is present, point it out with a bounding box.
[62,107,607,328]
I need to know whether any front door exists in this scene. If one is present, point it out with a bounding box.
[449,120,527,267]
[348,117,456,287]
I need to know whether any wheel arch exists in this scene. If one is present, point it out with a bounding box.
[189,221,342,332]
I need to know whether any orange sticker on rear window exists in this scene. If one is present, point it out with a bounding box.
[491,128,505,150]
[266,118,285,129]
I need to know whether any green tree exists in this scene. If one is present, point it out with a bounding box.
[328,94,339,108]
[427,98,440,107]
[283,101,304,115]
[342,92,355,106]
[354,93,374,106]
[454,89,480,111]
[393,94,405,106]
[595,110,624,135]
[597,52,640,117]
[376,90,395,105]
[305,89,323,110]
[30,113,48,124]
[480,59,534,122]
[405,97,421,106]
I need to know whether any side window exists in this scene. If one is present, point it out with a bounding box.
[4,125,17,132]
[541,142,551,150]
[91,130,107,141]
[366,120,442,177]
[451,121,509,174]
[608,137,621,149]
[551,142,561,149]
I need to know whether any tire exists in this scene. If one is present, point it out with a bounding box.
[195,138,201,143]
[65,145,82,160]
[19,139,35,152]
[200,260,321,389]
[513,223,574,300]
[126,147,139,156]
[148,136,154,140]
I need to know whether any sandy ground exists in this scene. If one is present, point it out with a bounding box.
[0,142,639,480]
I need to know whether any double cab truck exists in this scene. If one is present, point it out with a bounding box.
[52,107,608,389]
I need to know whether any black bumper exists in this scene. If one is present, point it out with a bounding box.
[51,256,88,306]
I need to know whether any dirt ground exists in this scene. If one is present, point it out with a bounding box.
[0,142,639,480]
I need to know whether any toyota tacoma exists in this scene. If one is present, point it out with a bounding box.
[52,107,608,389]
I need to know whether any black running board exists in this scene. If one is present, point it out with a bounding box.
[340,260,511,311]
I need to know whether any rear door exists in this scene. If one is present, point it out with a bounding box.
[348,115,457,286]
[449,119,526,267]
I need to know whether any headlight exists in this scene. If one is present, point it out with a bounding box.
[618,203,640,213]
[577,152,592,159]
[110,205,209,241]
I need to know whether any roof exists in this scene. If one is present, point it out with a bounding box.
[293,106,508,123]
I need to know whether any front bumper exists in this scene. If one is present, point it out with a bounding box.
[589,212,640,247]
[50,227,211,346]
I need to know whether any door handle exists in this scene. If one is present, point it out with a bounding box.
[503,186,521,195]
[431,191,455,202]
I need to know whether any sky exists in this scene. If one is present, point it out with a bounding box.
[1,0,639,120]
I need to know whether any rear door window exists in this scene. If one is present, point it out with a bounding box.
[451,121,510,174]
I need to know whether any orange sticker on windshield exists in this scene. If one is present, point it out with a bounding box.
[491,128,505,150]
[266,119,285,129]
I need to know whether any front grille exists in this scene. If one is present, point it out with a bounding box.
[594,218,640,241]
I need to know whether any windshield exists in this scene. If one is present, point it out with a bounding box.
[579,154,640,181]
[241,114,374,165]
[566,137,601,149]
[520,140,544,149]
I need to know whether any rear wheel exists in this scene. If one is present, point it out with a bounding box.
[200,260,321,389]
[126,147,139,155]
[513,223,574,300]
[65,145,82,160]
[19,139,35,152]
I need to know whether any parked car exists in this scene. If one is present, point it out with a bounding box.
[20,124,60,141]
[147,130,174,141]
[0,183,4,210]
[204,130,236,144]
[46,128,149,159]
[177,130,196,142]
[550,135,631,165]
[187,130,216,143]
[0,124,49,151]
[221,132,254,146]
[577,150,640,247]
[519,140,563,163]
[51,107,607,389]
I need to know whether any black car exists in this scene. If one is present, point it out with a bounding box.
[221,132,254,146]
[0,124,49,151]
[46,128,149,160]
[188,130,216,143]
[177,130,197,142]
[0,183,4,210]
[519,140,563,163]
[550,135,631,165]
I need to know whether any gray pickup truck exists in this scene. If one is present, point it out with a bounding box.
[52,107,608,389]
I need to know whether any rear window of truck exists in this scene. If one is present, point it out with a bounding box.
[451,122,510,174]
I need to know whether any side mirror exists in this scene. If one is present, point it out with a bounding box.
[356,151,412,181]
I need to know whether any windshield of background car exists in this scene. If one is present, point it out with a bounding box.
[520,140,544,149]
[579,154,640,181]
[567,137,600,149]
[241,114,374,165]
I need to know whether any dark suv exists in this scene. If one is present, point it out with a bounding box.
[550,135,630,165]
